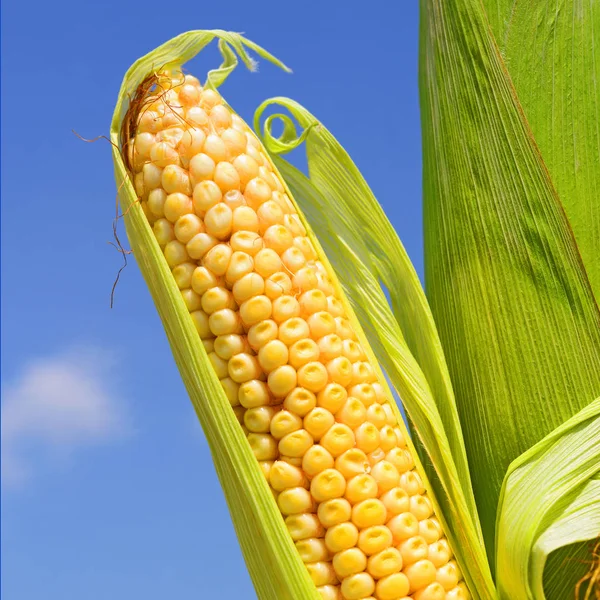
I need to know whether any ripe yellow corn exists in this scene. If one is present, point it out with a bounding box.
[126,69,468,600]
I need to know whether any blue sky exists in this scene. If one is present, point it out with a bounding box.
[1,2,421,598]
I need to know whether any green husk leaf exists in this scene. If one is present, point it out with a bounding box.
[254,99,496,598]
[496,398,600,600]
[420,0,600,566]
[484,0,600,301]
[111,31,317,600]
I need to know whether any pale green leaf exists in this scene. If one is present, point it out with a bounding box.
[485,0,600,301]
[496,398,600,600]
[111,31,316,600]
[420,0,600,565]
[255,100,496,598]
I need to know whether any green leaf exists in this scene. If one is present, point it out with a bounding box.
[420,0,600,565]
[254,99,496,599]
[484,0,600,302]
[111,31,317,600]
[496,398,600,600]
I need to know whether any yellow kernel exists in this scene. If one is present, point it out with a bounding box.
[289,339,321,370]
[213,161,240,193]
[278,317,311,346]
[228,353,261,383]
[400,471,425,496]
[307,312,336,339]
[278,429,313,457]
[283,387,317,417]
[265,271,293,299]
[164,192,193,222]
[332,548,367,579]
[181,289,202,312]
[202,338,215,353]
[283,212,305,235]
[286,513,324,541]
[398,536,429,565]
[325,522,359,553]
[334,317,354,339]
[296,538,329,563]
[336,397,367,429]
[387,512,419,544]
[294,236,317,260]
[357,526,393,556]
[269,460,307,491]
[203,243,233,276]
[148,188,166,217]
[305,562,337,587]
[174,214,204,244]
[233,273,265,305]
[413,582,446,600]
[428,540,452,568]
[311,468,346,502]
[367,547,403,579]
[247,318,278,349]
[270,410,303,439]
[143,162,163,191]
[225,251,254,284]
[203,203,232,240]
[272,295,301,323]
[316,584,340,600]
[257,339,288,373]
[299,289,327,315]
[355,422,381,453]
[239,295,272,326]
[233,154,259,187]
[304,407,335,441]
[244,177,272,209]
[345,474,378,504]
[446,583,470,600]
[341,573,375,600]
[221,127,247,157]
[247,432,278,461]
[244,406,276,433]
[268,365,297,398]
[297,361,329,393]
[404,559,437,592]
[190,310,211,338]
[320,423,355,457]
[318,334,343,362]
[317,384,348,414]
[349,383,377,407]
[317,498,352,528]
[326,357,353,387]
[379,426,397,452]
[371,461,400,494]
[375,572,410,600]
[302,445,335,478]
[201,286,234,314]
[418,519,442,544]
[203,133,227,162]
[209,105,232,130]
[172,262,196,289]
[257,200,285,234]
[436,560,459,591]
[230,231,263,257]
[223,189,246,210]
[186,232,218,260]
[163,239,189,267]
[410,495,434,521]
[238,379,271,408]
[293,266,319,291]
[220,377,240,406]
[381,487,410,516]
[150,141,179,167]
[192,180,222,215]
[254,248,282,278]
[352,499,387,528]
[386,448,415,474]
[277,486,314,515]
[335,449,369,479]
[208,308,242,335]
[232,205,260,233]
[162,164,191,195]
[366,404,387,429]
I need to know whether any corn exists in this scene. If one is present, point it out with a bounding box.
[128,70,465,599]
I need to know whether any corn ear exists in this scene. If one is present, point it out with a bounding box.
[111,30,318,600]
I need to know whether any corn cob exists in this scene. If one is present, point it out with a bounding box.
[125,70,469,600]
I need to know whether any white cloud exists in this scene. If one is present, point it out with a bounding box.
[1,347,129,487]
